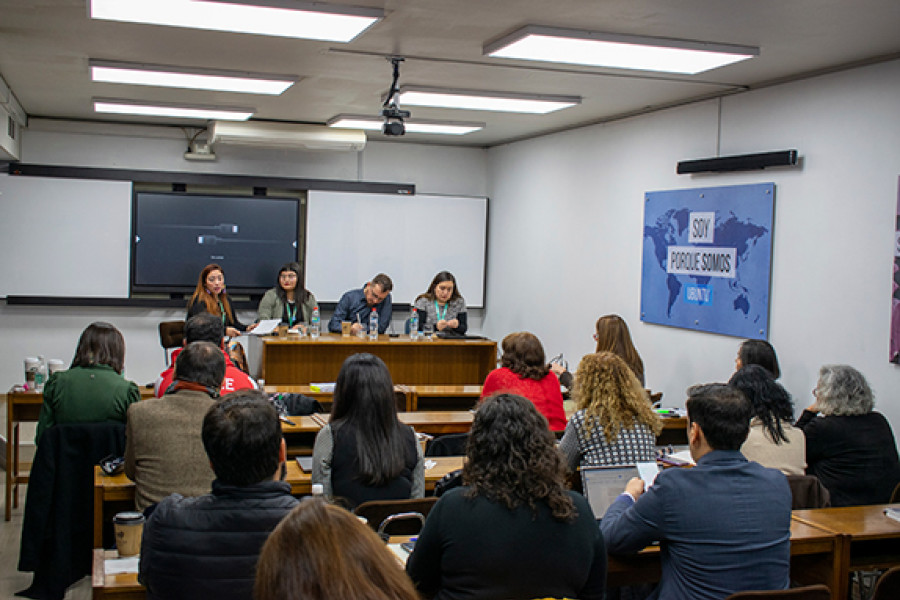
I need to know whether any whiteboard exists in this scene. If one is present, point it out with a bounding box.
[306,191,487,306]
[0,174,133,297]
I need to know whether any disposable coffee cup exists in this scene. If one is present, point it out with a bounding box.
[341,321,352,337]
[47,359,65,376]
[276,324,288,337]
[24,357,40,388]
[113,511,145,557]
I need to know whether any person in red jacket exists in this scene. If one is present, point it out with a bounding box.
[480,331,566,431]
[155,313,257,397]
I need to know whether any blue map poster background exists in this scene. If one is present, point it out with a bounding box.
[641,183,775,339]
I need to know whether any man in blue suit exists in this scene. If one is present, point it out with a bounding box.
[601,383,791,600]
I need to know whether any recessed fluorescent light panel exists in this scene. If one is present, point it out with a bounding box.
[396,86,580,114]
[327,114,485,135]
[89,0,383,42]
[90,60,298,95]
[484,26,759,74]
[93,98,254,120]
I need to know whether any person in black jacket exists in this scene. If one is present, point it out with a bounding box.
[796,364,900,506]
[138,390,298,600]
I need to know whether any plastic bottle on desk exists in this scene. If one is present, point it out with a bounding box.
[369,308,378,340]
[409,308,419,341]
[310,306,320,339]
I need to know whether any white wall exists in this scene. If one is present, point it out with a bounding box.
[0,127,487,395]
[485,59,900,448]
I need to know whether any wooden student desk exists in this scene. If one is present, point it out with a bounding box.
[92,457,464,547]
[4,387,155,522]
[267,384,483,412]
[606,516,843,596]
[257,334,497,386]
[792,503,900,600]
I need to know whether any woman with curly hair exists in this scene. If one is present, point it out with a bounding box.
[795,364,900,506]
[479,332,566,431]
[558,352,661,471]
[255,497,420,600]
[406,394,607,600]
[728,365,805,475]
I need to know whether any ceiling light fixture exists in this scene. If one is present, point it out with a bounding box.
[89,60,298,95]
[396,86,580,114]
[327,114,484,135]
[89,0,383,42]
[93,98,254,120]
[484,26,759,74]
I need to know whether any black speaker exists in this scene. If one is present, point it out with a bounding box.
[677,150,798,174]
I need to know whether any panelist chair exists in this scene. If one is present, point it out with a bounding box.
[355,497,438,540]
[724,583,831,600]
[871,566,900,600]
[158,320,185,365]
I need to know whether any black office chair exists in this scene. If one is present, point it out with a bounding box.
[724,583,831,600]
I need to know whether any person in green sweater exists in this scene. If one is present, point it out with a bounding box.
[35,321,141,444]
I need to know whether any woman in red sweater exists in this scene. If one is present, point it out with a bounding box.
[480,332,567,431]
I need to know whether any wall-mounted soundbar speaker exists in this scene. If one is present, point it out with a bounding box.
[677,150,798,174]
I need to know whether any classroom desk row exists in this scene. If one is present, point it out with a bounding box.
[93,503,900,600]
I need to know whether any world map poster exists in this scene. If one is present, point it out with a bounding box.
[641,183,775,339]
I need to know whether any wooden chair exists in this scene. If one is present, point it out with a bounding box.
[786,475,831,509]
[890,481,900,503]
[724,583,831,599]
[872,566,900,600]
[158,320,185,364]
[354,497,438,539]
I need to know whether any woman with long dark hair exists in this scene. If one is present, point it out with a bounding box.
[559,352,662,471]
[728,365,805,475]
[413,271,467,334]
[553,314,646,388]
[406,394,607,599]
[35,322,140,444]
[256,262,317,331]
[735,339,781,379]
[255,497,420,600]
[311,353,423,507]
[187,263,253,338]
[480,331,566,431]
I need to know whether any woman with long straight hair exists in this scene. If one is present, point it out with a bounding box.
[552,314,646,388]
[187,263,253,338]
[256,261,317,331]
[311,353,424,507]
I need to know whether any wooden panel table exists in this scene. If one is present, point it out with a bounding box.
[259,334,497,386]
[267,384,484,412]
[606,517,842,596]
[93,457,463,547]
[792,504,900,600]
[92,549,144,599]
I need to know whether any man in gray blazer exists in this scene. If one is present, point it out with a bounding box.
[125,341,224,511]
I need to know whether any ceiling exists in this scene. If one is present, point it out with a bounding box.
[1,0,899,148]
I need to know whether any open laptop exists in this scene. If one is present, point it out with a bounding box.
[580,463,660,520]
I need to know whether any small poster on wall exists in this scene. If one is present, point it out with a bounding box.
[640,183,775,339]
[890,176,900,363]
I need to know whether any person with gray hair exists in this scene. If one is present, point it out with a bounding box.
[795,364,900,506]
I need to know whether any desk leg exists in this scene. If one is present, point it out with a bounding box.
[94,483,104,548]
[5,401,12,521]
[12,421,20,511]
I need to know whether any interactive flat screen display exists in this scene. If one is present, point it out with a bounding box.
[131,192,299,294]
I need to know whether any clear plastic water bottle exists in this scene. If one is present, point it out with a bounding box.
[310,306,320,339]
[368,307,378,340]
[409,308,419,341]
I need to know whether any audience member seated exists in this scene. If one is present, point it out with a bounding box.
[312,353,423,508]
[186,263,255,338]
[735,339,781,379]
[35,321,140,445]
[256,261,317,332]
[327,273,393,335]
[480,331,567,431]
[413,270,468,335]
[552,314,645,388]
[125,341,223,511]
[406,394,607,600]
[255,497,420,600]
[795,364,900,506]
[729,364,806,475]
[139,390,297,600]
[601,383,792,600]
[154,313,257,397]
[558,352,661,471]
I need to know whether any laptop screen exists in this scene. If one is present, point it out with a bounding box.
[580,465,640,519]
